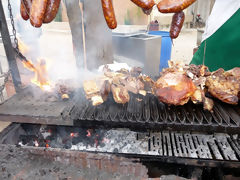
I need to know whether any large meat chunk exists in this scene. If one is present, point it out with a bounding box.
[155,72,196,105]
[83,80,100,99]
[111,84,130,104]
[83,76,111,105]
[139,75,154,93]
[206,68,240,105]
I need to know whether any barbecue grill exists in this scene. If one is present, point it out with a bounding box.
[1,0,240,179]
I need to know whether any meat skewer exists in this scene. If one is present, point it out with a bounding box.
[79,2,87,69]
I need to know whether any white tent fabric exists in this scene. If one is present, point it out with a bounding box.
[202,0,240,42]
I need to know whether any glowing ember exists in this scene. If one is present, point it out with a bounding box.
[86,130,91,137]
[95,139,99,147]
[102,138,110,143]
[34,140,39,147]
[70,133,79,137]
[62,94,69,100]
[45,140,50,148]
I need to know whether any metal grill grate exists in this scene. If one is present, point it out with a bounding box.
[146,132,239,161]
[71,90,240,133]
[136,131,240,167]
[68,128,240,167]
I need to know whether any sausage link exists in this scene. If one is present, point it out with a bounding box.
[157,0,196,13]
[43,0,61,23]
[23,0,32,14]
[101,0,117,29]
[20,0,29,20]
[30,0,48,27]
[131,0,155,10]
[170,11,185,39]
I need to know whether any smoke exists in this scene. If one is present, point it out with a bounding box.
[11,0,140,92]
[20,0,114,81]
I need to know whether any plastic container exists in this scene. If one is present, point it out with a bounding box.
[148,31,172,72]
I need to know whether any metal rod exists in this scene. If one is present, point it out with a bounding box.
[79,2,87,70]
[0,0,21,92]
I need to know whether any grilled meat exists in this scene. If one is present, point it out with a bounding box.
[116,68,130,75]
[130,67,142,77]
[54,79,79,101]
[82,63,239,112]
[121,76,144,94]
[139,75,154,93]
[111,84,130,104]
[206,68,240,105]
[155,72,196,105]
[155,63,214,111]
[185,64,214,111]
[91,95,104,106]
[83,80,100,99]
[100,80,111,101]
[203,97,214,112]
[191,89,203,104]
[83,66,147,105]
[83,76,111,105]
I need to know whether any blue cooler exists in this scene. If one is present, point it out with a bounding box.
[148,31,172,72]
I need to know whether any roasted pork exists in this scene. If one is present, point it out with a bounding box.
[155,72,196,105]
[206,68,240,105]
[111,84,130,104]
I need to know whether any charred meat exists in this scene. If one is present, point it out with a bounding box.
[83,76,111,105]
[206,68,240,105]
[111,84,130,104]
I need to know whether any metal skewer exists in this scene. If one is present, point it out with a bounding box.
[79,2,87,70]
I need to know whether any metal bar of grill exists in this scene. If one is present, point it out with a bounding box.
[0,0,21,91]
[142,131,240,168]
[0,87,74,125]
[72,90,240,133]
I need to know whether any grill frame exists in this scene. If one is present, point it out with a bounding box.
[0,86,74,126]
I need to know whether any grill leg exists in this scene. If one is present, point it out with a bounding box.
[0,0,22,92]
